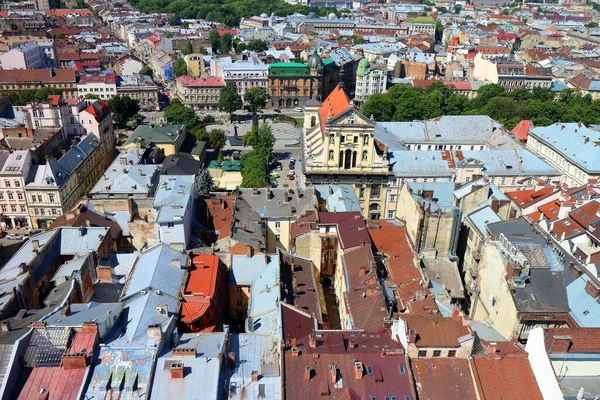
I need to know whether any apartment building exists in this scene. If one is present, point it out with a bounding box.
[0,150,32,229]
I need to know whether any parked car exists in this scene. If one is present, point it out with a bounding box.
[290,157,296,163]
[270,171,280,178]
[287,173,295,180]
[276,165,282,171]
[6,233,23,240]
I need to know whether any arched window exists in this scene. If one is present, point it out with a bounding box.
[311,116,317,128]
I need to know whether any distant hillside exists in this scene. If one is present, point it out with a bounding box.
[131,0,340,27]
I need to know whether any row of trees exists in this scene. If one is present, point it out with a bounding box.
[218,83,267,127]
[240,123,275,187]
[131,0,340,28]
[361,83,600,129]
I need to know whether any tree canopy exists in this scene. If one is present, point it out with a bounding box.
[139,65,153,77]
[218,82,243,121]
[246,39,269,52]
[197,169,213,196]
[220,33,232,54]
[208,128,227,151]
[130,0,339,28]
[173,58,188,77]
[360,83,600,129]
[164,98,201,130]
[108,95,140,127]
[240,123,275,188]
[8,87,63,106]
[245,86,267,127]
[181,41,194,55]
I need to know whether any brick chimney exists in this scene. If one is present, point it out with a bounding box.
[172,348,197,357]
[290,337,297,347]
[309,333,316,348]
[329,364,337,384]
[550,335,572,353]
[61,305,71,317]
[304,366,311,381]
[82,321,98,334]
[228,352,235,368]
[291,347,299,358]
[1,321,11,332]
[408,329,417,344]
[170,363,184,379]
[487,342,497,355]
[585,280,600,298]
[572,267,582,278]
[62,352,89,369]
[359,266,367,277]
[96,265,112,281]
[147,324,162,340]
[251,371,259,382]
[353,361,363,380]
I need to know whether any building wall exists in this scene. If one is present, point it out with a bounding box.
[175,82,222,110]
[471,241,519,340]
[228,284,250,318]
[395,184,422,246]
[293,229,321,273]
[473,53,499,83]
[355,69,387,102]
[266,218,291,253]
[527,135,591,186]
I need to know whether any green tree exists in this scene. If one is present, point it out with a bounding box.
[194,127,209,142]
[208,30,220,53]
[361,94,395,121]
[245,86,267,128]
[140,65,153,77]
[85,93,100,99]
[173,58,188,77]
[108,95,141,127]
[54,33,65,39]
[164,98,201,129]
[181,41,193,55]
[586,21,599,28]
[33,87,62,102]
[197,169,214,196]
[236,42,247,53]
[208,128,227,151]
[220,33,232,54]
[246,39,268,52]
[218,82,243,122]
[435,21,444,41]
[197,46,207,55]
[242,123,275,154]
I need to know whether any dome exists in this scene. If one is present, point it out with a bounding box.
[307,50,324,70]
[260,13,268,18]
[357,57,370,76]
[328,12,336,19]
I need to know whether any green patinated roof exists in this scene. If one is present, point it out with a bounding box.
[323,58,336,66]
[125,124,185,146]
[404,16,436,24]
[269,62,310,76]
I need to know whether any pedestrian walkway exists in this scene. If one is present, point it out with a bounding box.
[209,120,302,149]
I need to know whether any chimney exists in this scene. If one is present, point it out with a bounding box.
[171,258,181,268]
[284,193,290,203]
[170,363,184,379]
[85,219,91,227]
[304,366,311,381]
[408,329,417,343]
[138,169,142,175]
[82,321,97,334]
[550,335,572,353]
[61,305,71,316]
[62,352,89,369]
[328,186,333,195]
[353,361,363,380]
[228,352,235,367]
[251,371,259,382]
[487,342,497,355]
[329,364,337,384]
[61,149,66,156]
[572,267,582,278]
[172,347,197,357]
[309,333,316,348]
[585,280,600,298]
[290,336,297,347]
[31,240,39,252]
[147,324,162,340]
[30,322,46,329]
[1,321,11,332]
[359,266,367,277]
[266,189,272,200]
[291,347,300,358]
[119,157,127,165]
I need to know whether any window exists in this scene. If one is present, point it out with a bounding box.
[236,287,242,294]
[51,209,57,215]
[500,177,506,185]
[7,192,13,200]
[276,234,281,242]
[404,397,411,400]
[0,192,3,200]
[353,136,358,144]
[17,193,23,200]
[359,188,365,198]
[340,136,345,143]
[366,365,373,375]
[433,350,441,357]
[40,209,45,216]
[167,222,174,228]
[390,195,397,202]
[4,180,10,188]
[48,194,54,203]
[329,150,334,160]
[10,206,16,212]
[388,211,395,219]
[275,222,280,229]
[34,208,39,215]
[20,205,26,212]
[448,350,456,357]
[418,350,427,357]
[399,364,406,374]
[236,300,242,307]
[362,151,368,161]
[466,177,470,183]
[14,181,20,187]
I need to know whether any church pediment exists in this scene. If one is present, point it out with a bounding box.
[325,108,375,128]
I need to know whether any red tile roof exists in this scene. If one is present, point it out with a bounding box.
[0,69,76,84]
[401,314,471,347]
[471,356,543,400]
[318,85,351,132]
[412,358,477,400]
[319,211,370,249]
[82,99,111,122]
[68,331,96,355]
[511,119,533,142]
[569,201,600,228]
[205,195,235,240]
[546,327,600,353]
[569,73,593,90]
[176,76,224,87]
[185,253,220,296]
[551,217,584,239]
[290,211,318,239]
[46,8,93,16]
[281,305,415,400]
[17,367,87,400]
[506,187,555,208]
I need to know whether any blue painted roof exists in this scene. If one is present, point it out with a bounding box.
[152,175,195,223]
[567,274,600,327]
[389,150,454,177]
[530,123,600,173]
[466,205,501,237]
[458,149,560,176]
[314,184,361,212]
[407,181,457,212]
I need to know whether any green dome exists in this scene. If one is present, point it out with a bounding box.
[308,50,324,70]
[357,57,370,76]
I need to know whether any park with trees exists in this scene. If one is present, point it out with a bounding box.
[361,83,600,129]
[240,123,275,187]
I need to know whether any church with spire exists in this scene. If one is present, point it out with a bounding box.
[267,48,340,109]
[302,85,391,219]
